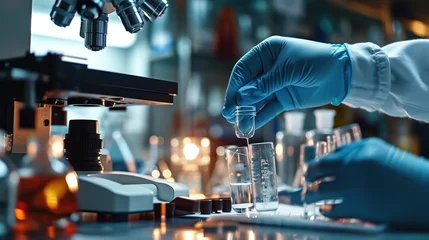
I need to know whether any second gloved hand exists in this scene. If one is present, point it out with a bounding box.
[305,138,429,228]
[222,36,352,129]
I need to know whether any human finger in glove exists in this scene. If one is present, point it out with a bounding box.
[305,137,429,228]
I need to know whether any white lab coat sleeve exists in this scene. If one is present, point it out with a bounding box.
[343,39,429,122]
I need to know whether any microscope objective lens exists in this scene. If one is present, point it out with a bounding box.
[50,0,78,27]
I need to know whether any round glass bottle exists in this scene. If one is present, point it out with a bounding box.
[15,136,79,229]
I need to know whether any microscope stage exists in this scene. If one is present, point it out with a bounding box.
[0,53,177,106]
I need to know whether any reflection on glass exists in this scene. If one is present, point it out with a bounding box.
[153,228,160,240]
[326,135,336,153]
[174,230,201,240]
[248,230,255,240]
[334,123,362,147]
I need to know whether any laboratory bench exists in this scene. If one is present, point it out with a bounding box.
[9,215,429,240]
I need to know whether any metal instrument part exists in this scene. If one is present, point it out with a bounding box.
[81,13,109,51]
[0,53,177,154]
[113,0,146,33]
[50,0,78,27]
[140,0,168,21]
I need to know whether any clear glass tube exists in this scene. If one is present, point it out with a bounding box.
[316,141,328,158]
[301,141,327,220]
[225,146,254,213]
[299,144,315,219]
[326,135,337,153]
[248,142,279,212]
[334,123,362,147]
[235,106,256,139]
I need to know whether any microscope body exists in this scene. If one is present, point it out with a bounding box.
[0,0,188,214]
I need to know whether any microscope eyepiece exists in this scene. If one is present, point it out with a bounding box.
[50,0,78,27]
[81,13,109,51]
[113,0,146,33]
[140,0,168,21]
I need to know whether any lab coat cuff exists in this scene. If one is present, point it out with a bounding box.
[342,43,391,112]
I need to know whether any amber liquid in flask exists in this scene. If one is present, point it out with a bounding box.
[15,136,79,229]
[16,174,78,224]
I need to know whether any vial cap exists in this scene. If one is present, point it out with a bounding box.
[200,199,212,214]
[314,109,336,130]
[211,198,223,213]
[221,197,232,212]
[284,112,306,134]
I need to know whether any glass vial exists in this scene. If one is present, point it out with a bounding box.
[235,106,256,139]
[276,112,306,187]
[305,109,336,145]
[16,136,79,229]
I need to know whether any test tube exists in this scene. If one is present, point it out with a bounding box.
[334,123,362,146]
[301,141,327,220]
[343,132,352,145]
[326,135,336,153]
[248,142,279,212]
[235,106,256,139]
[299,144,315,219]
[316,142,328,158]
[225,146,254,213]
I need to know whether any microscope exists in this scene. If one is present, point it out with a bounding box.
[0,0,188,214]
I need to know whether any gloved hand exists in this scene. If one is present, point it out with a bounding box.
[222,36,352,129]
[305,137,429,228]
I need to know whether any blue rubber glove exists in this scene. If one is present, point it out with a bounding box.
[305,138,429,228]
[222,36,352,129]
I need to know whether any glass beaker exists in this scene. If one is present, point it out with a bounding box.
[235,106,256,139]
[248,142,279,212]
[225,146,254,213]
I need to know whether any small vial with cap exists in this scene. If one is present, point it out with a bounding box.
[305,109,336,145]
[235,106,256,139]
